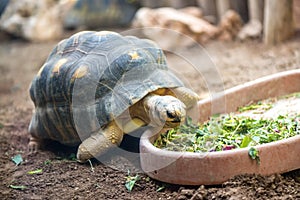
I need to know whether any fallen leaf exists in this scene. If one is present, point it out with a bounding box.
[11,154,23,166]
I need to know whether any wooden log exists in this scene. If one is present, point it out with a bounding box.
[230,0,249,23]
[140,0,163,8]
[264,0,294,45]
[197,0,217,16]
[167,0,197,9]
[140,0,196,8]
[197,0,217,23]
[216,0,231,20]
[248,0,264,23]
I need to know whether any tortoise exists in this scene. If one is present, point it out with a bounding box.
[28,31,199,163]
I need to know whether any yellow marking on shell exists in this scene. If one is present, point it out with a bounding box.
[52,58,67,74]
[37,64,46,77]
[157,56,163,64]
[129,51,140,60]
[152,88,175,96]
[95,31,119,36]
[71,65,88,82]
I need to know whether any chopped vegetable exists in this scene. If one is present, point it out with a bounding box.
[125,171,140,192]
[27,169,43,174]
[88,159,95,173]
[11,154,23,166]
[9,185,27,190]
[248,147,260,164]
[44,159,52,165]
[156,186,165,192]
[238,101,273,112]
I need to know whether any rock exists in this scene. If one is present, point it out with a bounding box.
[0,0,74,42]
[180,189,195,197]
[190,193,204,200]
[238,19,262,41]
[177,195,188,200]
[218,10,243,41]
[179,6,203,18]
[132,7,219,49]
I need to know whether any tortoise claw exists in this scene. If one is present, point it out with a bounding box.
[28,136,40,153]
[76,144,93,163]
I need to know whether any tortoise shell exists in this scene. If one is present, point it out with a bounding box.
[28,31,183,146]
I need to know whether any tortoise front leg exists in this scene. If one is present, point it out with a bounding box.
[172,87,200,109]
[77,120,123,163]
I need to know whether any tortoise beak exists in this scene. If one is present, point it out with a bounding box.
[172,115,183,123]
[165,112,185,127]
[166,110,185,122]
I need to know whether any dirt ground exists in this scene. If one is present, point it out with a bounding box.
[0,25,300,200]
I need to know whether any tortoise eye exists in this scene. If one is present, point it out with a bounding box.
[166,110,175,119]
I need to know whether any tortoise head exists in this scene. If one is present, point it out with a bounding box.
[145,95,186,128]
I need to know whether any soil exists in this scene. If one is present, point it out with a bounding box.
[1,27,300,199]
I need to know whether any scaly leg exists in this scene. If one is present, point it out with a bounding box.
[77,120,123,163]
[172,87,200,109]
[123,118,147,133]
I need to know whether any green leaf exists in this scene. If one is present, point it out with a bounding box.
[68,153,77,161]
[125,174,140,192]
[11,154,23,166]
[9,185,27,190]
[27,169,43,174]
[251,135,260,143]
[238,102,272,112]
[44,159,52,165]
[88,159,95,173]
[240,135,252,148]
[248,147,260,164]
[156,186,165,192]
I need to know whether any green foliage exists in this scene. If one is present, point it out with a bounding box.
[154,93,300,164]
[238,101,273,112]
[154,114,300,153]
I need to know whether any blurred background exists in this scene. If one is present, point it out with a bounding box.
[0,0,299,44]
[0,0,299,99]
[0,0,299,100]
[0,1,300,199]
